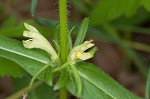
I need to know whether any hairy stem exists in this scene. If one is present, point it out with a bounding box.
[59,0,68,99]
[59,0,68,63]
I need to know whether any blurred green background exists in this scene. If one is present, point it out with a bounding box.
[0,0,150,98]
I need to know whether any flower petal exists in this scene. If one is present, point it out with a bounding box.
[23,39,39,49]
[68,40,95,64]
[73,40,94,52]
[78,53,93,60]
[24,23,39,33]
[23,31,39,38]
[80,40,94,51]
[22,23,58,60]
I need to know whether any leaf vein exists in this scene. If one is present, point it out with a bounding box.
[0,47,48,64]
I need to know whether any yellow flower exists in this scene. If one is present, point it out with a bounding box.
[68,40,95,64]
[22,23,58,60]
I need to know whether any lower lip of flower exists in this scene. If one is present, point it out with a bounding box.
[76,51,83,58]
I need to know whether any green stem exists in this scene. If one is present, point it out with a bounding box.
[52,62,68,73]
[29,61,53,89]
[6,81,42,99]
[59,0,68,99]
[70,64,82,96]
[59,0,68,63]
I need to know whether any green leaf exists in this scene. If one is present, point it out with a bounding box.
[68,75,112,99]
[67,62,141,99]
[0,57,25,77]
[74,18,89,46]
[143,0,150,11]
[29,61,53,89]
[30,83,56,99]
[70,0,89,14]
[0,34,50,78]
[90,0,120,25]
[106,0,124,21]
[145,67,150,99]
[35,16,57,27]
[69,64,82,96]
[89,0,149,25]
[68,26,75,50]
[123,0,142,17]
[53,26,60,53]
[88,47,97,55]
[30,0,38,16]
[123,48,148,76]
[44,67,53,86]
[112,24,150,35]
[1,15,17,28]
[54,70,70,90]
[0,20,54,38]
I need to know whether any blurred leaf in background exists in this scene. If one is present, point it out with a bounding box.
[0,57,24,77]
[89,0,150,25]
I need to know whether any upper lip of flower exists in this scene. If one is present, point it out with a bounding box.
[68,40,95,64]
[22,23,58,60]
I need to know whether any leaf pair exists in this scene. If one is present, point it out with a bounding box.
[74,18,89,47]
[0,34,141,99]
